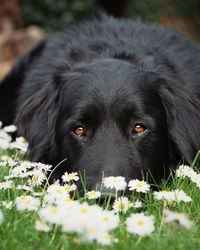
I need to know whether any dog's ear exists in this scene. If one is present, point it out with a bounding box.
[15,73,63,163]
[158,78,200,164]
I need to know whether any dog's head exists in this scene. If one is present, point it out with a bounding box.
[16,59,200,189]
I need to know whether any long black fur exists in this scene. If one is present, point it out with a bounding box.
[1,16,200,189]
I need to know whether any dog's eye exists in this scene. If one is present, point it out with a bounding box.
[132,124,146,135]
[73,126,87,137]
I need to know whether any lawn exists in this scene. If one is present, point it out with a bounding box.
[0,123,200,250]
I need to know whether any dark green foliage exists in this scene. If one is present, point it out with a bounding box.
[19,0,96,32]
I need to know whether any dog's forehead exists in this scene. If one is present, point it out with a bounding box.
[63,59,147,99]
[60,59,161,118]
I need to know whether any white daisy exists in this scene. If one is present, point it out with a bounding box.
[63,183,77,192]
[153,189,192,204]
[0,129,12,142]
[35,220,51,232]
[0,180,12,190]
[128,179,150,193]
[16,184,32,192]
[30,162,53,172]
[99,210,119,231]
[19,161,32,171]
[103,176,127,191]
[31,169,46,186]
[86,190,101,200]
[11,137,28,152]
[62,172,79,182]
[45,183,69,204]
[39,205,63,224]
[174,190,192,203]
[0,138,10,150]
[129,200,143,208]
[15,195,40,211]
[113,197,130,213]
[1,201,14,209]
[190,173,200,188]
[95,232,113,245]
[163,209,194,229]
[4,125,17,133]
[153,190,175,201]
[126,213,155,236]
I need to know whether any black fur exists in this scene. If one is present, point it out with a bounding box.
[1,16,200,189]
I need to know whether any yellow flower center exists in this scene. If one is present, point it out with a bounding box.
[22,163,30,168]
[67,174,74,179]
[136,183,142,188]
[50,207,58,214]
[88,191,96,196]
[167,200,174,206]
[22,138,27,144]
[88,227,97,235]
[137,220,144,226]
[25,200,30,205]
[55,188,63,194]
[33,175,38,182]
[80,207,88,214]
[112,178,118,184]
[119,202,125,209]
[20,196,27,201]
[103,216,109,222]
[64,197,72,203]
[64,185,71,191]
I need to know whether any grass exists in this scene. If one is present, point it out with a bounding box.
[0,146,200,250]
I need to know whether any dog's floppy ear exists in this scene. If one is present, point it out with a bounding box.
[15,74,63,163]
[158,78,200,164]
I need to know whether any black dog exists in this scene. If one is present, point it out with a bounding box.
[1,16,200,189]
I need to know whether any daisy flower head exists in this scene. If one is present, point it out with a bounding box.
[31,169,46,186]
[45,183,69,204]
[35,220,51,232]
[129,200,143,209]
[30,162,53,172]
[64,183,77,192]
[128,179,150,193]
[126,213,155,236]
[19,161,32,171]
[62,172,79,182]
[39,205,63,224]
[174,190,192,203]
[95,232,113,245]
[113,197,130,213]
[86,190,101,200]
[16,184,32,191]
[190,173,200,188]
[163,209,194,229]
[0,138,10,150]
[153,190,175,202]
[15,195,40,211]
[11,137,28,152]
[153,189,192,205]
[0,129,12,142]
[1,201,14,209]
[0,180,12,190]
[103,176,127,191]
[4,125,17,133]
[0,121,2,128]
[99,210,119,231]
[176,164,197,179]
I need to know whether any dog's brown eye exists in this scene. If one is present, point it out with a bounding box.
[133,124,146,135]
[73,127,87,137]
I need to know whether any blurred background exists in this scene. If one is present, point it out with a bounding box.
[0,0,200,79]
